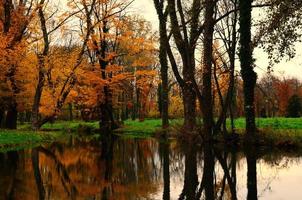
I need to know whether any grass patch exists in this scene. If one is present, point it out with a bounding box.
[0,130,63,152]
[115,119,183,137]
[227,118,302,130]
[18,121,99,131]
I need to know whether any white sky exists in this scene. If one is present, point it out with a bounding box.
[130,0,302,80]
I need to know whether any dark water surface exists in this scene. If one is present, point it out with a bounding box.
[0,136,302,200]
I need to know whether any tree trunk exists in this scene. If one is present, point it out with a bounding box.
[182,83,196,131]
[239,0,257,134]
[0,108,4,128]
[97,21,117,132]
[68,103,73,121]
[202,0,215,140]
[159,19,169,128]
[5,101,17,129]
[32,64,45,130]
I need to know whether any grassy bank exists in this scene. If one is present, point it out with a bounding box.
[227,118,302,130]
[0,130,63,152]
[0,117,301,150]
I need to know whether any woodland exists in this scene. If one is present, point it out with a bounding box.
[2,1,302,200]
[0,0,302,144]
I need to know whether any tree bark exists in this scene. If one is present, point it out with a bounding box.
[159,19,169,128]
[202,0,215,140]
[239,0,257,134]
[154,0,170,129]
[0,108,4,128]
[5,101,17,129]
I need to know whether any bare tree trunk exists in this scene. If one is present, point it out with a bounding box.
[239,0,257,135]
[202,0,215,140]
[159,15,169,128]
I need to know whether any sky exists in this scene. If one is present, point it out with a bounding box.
[130,0,302,80]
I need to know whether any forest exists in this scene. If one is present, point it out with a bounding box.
[0,0,302,199]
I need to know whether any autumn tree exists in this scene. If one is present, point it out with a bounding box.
[0,0,35,129]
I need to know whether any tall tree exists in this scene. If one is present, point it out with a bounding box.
[154,0,169,128]
[166,0,202,131]
[0,0,34,129]
[239,0,257,134]
[202,0,216,139]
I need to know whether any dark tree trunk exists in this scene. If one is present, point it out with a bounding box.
[0,108,4,128]
[157,83,163,117]
[182,83,196,131]
[239,0,257,134]
[32,61,45,130]
[159,19,169,128]
[68,103,73,121]
[5,102,17,129]
[97,20,117,132]
[202,0,215,140]
[166,0,199,132]
[32,3,49,131]
[154,0,169,129]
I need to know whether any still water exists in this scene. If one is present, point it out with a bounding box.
[0,136,301,200]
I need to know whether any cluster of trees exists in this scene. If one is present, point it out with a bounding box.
[153,0,302,139]
[256,75,302,118]
[0,0,302,138]
[0,0,157,131]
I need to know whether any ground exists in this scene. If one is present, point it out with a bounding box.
[0,117,302,151]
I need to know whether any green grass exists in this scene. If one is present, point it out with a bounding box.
[18,120,99,131]
[116,119,163,137]
[0,130,63,152]
[227,118,302,130]
[3,117,300,149]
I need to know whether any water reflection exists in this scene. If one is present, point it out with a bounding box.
[0,136,301,199]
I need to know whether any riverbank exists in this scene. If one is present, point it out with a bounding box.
[0,117,302,151]
[0,130,63,152]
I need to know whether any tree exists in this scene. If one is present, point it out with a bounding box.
[286,94,302,118]
[0,0,34,129]
[154,0,169,129]
[239,0,257,135]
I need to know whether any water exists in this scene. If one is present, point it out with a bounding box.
[0,136,301,200]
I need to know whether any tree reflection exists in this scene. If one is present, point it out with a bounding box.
[178,141,198,200]
[246,148,258,200]
[1,138,301,200]
[159,141,170,200]
[32,148,45,200]
[0,151,19,200]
